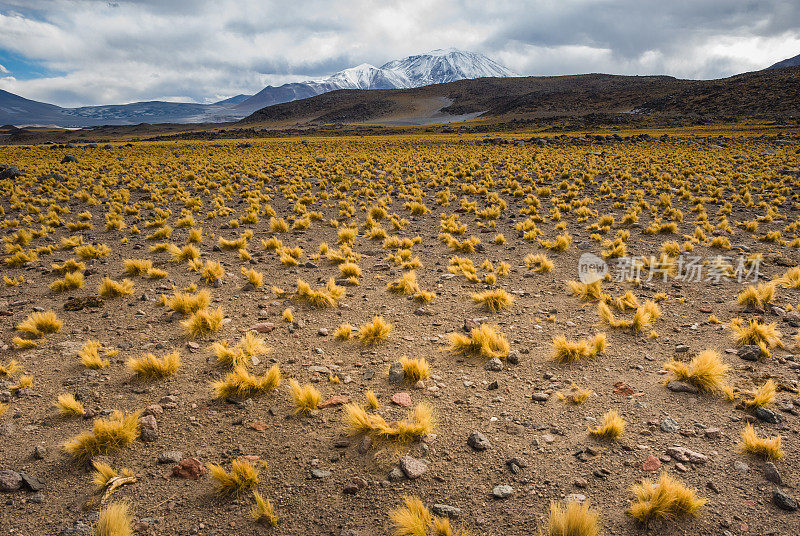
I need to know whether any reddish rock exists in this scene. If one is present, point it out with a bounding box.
[249,322,275,333]
[391,392,412,407]
[248,421,268,432]
[319,395,350,408]
[642,455,661,472]
[172,458,207,479]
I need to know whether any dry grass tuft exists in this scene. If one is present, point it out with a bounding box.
[448,324,509,360]
[251,490,278,526]
[0,360,19,377]
[400,356,431,383]
[50,271,84,292]
[55,393,86,417]
[79,340,112,369]
[543,499,600,536]
[740,423,783,459]
[471,288,514,312]
[551,333,607,363]
[663,350,728,394]
[629,472,707,522]
[742,379,776,408]
[556,383,593,405]
[344,402,434,444]
[64,410,141,462]
[166,289,210,315]
[207,457,260,496]
[334,323,354,340]
[737,283,775,310]
[98,277,134,299]
[730,318,782,351]
[290,379,321,414]
[212,364,282,399]
[357,316,392,345]
[588,409,625,439]
[296,278,345,308]
[94,501,133,536]
[524,253,554,272]
[127,350,181,379]
[16,310,62,339]
[181,307,224,337]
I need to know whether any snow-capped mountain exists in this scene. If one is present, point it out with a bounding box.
[234,48,516,113]
[381,48,516,87]
[1,49,516,127]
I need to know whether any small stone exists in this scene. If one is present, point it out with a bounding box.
[318,328,329,336]
[467,431,491,451]
[660,417,679,433]
[506,350,520,364]
[773,488,798,511]
[642,455,661,472]
[358,436,373,454]
[158,451,183,464]
[737,345,761,362]
[310,469,331,479]
[319,395,350,408]
[33,445,47,459]
[139,415,158,442]
[172,458,206,479]
[667,380,699,394]
[399,456,427,479]
[573,477,588,488]
[388,362,405,384]
[755,406,781,424]
[19,471,45,491]
[704,427,721,439]
[492,484,513,498]
[431,504,461,518]
[485,358,503,371]
[391,392,412,407]
[0,469,22,491]
[764,462,783,485]
[675,344,690,353]
[531,392,550,402]
[734,460,749,474]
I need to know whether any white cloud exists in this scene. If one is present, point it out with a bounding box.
[0,0,797,106]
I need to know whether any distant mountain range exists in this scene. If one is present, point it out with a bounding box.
[0,48,515,127]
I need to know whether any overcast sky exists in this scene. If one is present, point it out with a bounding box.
[1,0,798,107]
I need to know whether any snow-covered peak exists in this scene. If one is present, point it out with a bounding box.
[381,49,517,87]
[322,63,408,90]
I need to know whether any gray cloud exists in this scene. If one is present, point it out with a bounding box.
[0,0,798,106]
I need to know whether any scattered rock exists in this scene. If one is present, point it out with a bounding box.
[755,406,781,424]
[468,431,491,451]
[737,345,761,362]
[734,460,749,474]
[0,469,22,491]
[667,380,699,394]
[399,456,427,479]
[172,458,206,479]
[33,445,47,459]
[492,484,513,499]
[391,392,412,407]
[531,391,550,402]
[431,504,461,518]
[773,488,798,511]
[485,358,503,371]
[139,415,158,442]
[158,451,183,464]
[642,455,661,472]
[387,467,405,482]
[319,395,350,408]
[764,462,783,485]
[19,471,45,491]
[660,416,679,433]
[388,362,405,384]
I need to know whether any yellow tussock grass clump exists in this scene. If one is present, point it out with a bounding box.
[98,277,134,299]
[212,364,281,399]
[542,499,600,536]
[251,490,278,526]
[94,501,133,536]
[448,324,509,360]
[16,310,62,339]
[588,409,625,439]
[663,349,729,394]
[127,350,181,379]
[357,316,392,345]
[471,288,514,312]
[400,356,431,383]
[55,393,85,417]
[344,402,434,444]
[740,423,783,459]
[63,410,141,463]
[289,379,321,414]
[629,472,707,522]
[551,333,607,363]
[181,307,224,337]
[207,457,260,496]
